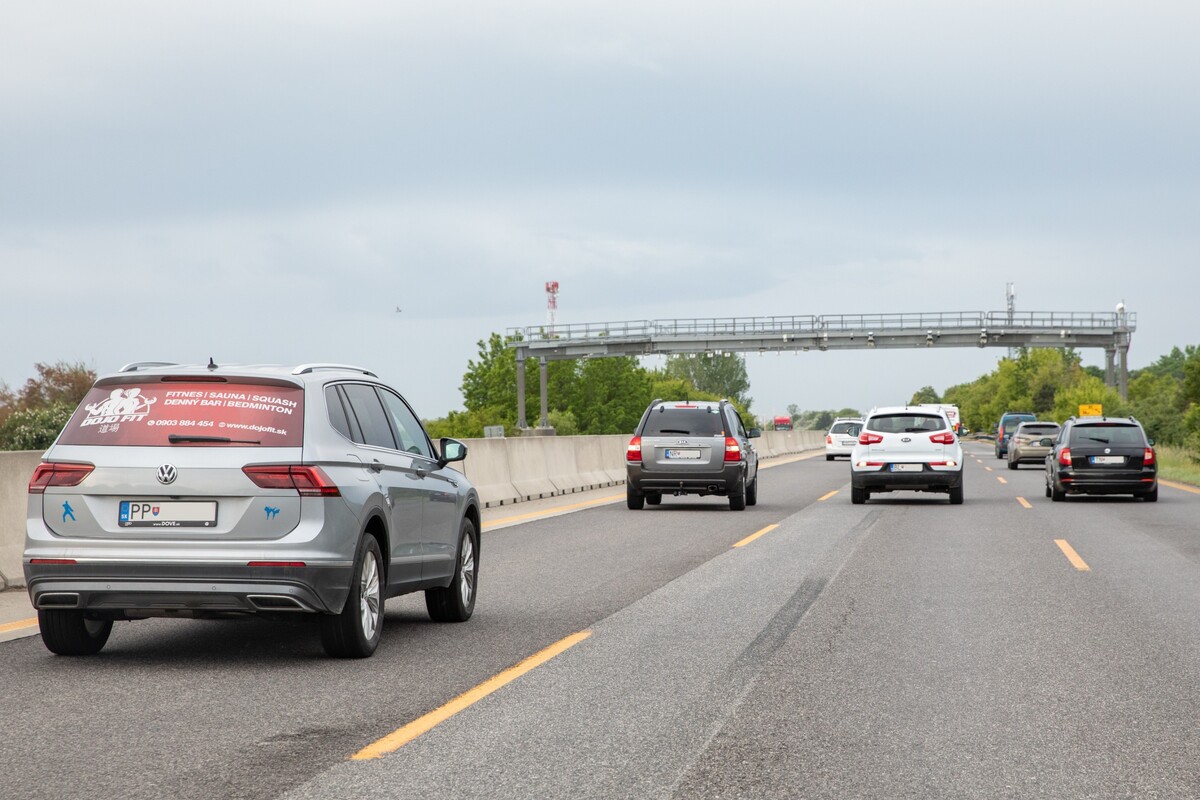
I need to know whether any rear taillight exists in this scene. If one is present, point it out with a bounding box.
[929,432,955,445]
[30,558,77,565]
[243,465,340,497]
[626,436,642,462]
[826,434,833,444]
[28,463,94,494]
[858,432,884,445]
[1144,447,1156,465]
[724,436,742,462]
[1059,447,1072,467]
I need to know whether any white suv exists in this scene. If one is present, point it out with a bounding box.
[849,406,964,504]
[825,417,863,461]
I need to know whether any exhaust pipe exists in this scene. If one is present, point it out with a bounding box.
[247,595,311,612]
[37,593,81,608]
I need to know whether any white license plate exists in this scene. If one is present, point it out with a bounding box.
[840,440,857,446]
[665,449,701,460]
[889,463,923,472]
[1090,455,1125,465]
[119,501,218,528]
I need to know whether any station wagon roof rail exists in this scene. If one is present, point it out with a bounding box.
[291,363,378,377]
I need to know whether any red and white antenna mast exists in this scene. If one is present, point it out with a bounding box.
[545,280,559,334]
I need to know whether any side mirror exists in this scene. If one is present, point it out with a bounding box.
[1147,438,1155,446]
[748,428,761,438]
[438,437,468,468]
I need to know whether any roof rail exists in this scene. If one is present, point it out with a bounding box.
[292,363,378,377]
[119,361,179,372]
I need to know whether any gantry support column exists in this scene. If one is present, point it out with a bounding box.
[539,357,549,429]
[516,350,528,430]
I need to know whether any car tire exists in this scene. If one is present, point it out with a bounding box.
[1007,459,1018,470]
[646,492,662,506]
[321,534,384,658]
[745,476,758,506]
[1045,481,1052,498]
[729,480,746,511]
[949,484,964,505]
[850,485,867,505]
[1139,485,1159,502]
[826,455,834,462]
[38,610,112,656]
[427,518,478,623]
[626,484,645,510]
[1050,482,1066,502]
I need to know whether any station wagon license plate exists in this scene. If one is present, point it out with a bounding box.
[119,501,218,528]
[1090,455,1125,465]
[889,463,923,472]
[665,449,701,459]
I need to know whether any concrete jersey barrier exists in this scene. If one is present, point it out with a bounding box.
[0,432,824,588]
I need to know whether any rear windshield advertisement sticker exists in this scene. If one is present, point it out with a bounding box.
[61,383,304,446]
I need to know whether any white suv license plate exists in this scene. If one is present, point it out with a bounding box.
[1090,456,1125,465]
[665,449,701,460]
[889,463,923,472]
[119,500,218,528]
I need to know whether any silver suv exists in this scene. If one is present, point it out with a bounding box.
[24,362,480,658]
[625,399,760,510]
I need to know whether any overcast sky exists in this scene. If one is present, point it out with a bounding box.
[3,1,1198,422]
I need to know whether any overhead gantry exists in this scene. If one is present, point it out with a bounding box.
[507,309,1136,430]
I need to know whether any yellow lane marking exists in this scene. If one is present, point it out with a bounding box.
[1016,497,1032,509]
[0,618,38,635]
[818,490,838,502]
[352,630,593,760]
[984,467,993,472]
[997,477,1008,485]
[733,524,780,548]
[1055,540,1091,572]
[483,495,623,530]
[1161,479,1200,495]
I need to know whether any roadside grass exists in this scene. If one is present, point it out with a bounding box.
[1156,445,1200,487]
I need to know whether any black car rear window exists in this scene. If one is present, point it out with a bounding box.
[642,408,726,436]
[1070,424,1144,446]
[58,381,303,447]
[867,414,947,433]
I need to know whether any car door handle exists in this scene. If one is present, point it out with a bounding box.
[369,459,384,473]
[414,467,428,478]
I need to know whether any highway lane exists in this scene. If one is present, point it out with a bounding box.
[3,447,1198,799]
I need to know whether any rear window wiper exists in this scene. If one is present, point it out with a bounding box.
[168,434,261,445]
[655,429,692,434]
[1079,436,1110,444]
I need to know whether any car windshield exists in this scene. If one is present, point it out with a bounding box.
[643,408,725,437]
[57,381,304,447]
[866,414,946,433]
[830,422,861,435]
[1070,424,1144,446]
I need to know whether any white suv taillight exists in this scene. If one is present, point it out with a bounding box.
[626,436,642,462]
[724,437,742,462]
[28,463,94,494]
[858,432,883,445]
[929,432,955,445]
[243,465,340,497]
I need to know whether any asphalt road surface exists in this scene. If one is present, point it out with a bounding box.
[2,446,1198,799]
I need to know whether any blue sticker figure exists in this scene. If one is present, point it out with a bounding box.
[265,506,280,520]
[62,501,76,522]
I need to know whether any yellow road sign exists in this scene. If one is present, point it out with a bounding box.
[1079,404,1103,416]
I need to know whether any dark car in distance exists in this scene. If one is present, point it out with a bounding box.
[995,411,1037,458]
[1044,416,1158,502]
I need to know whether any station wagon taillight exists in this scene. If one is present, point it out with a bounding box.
[243,465,340,497]
[626,436,642,462]
[858,432,884,445]
[28,463,94,494]
[929,432,955,445]
[724,437,742,462]
[1144,447,1156,465]
[1059,447,1072,467]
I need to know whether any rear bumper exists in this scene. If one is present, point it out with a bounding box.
[24,561,353,617]
[1009,448,1051,464]
[852,468,962,493]
[1053,469,1157,496]
[627,463,746,495]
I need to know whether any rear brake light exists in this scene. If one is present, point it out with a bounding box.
[626,436,642,462]
[1059,447,1072,467]
[31,558,77,565]
[826,435,833,444]
[1144,447,1155,465]
[724,437,741,462]
[858,432,884,445]
[929,432,955,445]
[28,463,94,494]
[243,465,340,497]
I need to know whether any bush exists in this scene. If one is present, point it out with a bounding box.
[0,402,76,451]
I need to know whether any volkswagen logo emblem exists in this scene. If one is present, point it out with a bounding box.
[156,464,178,485]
